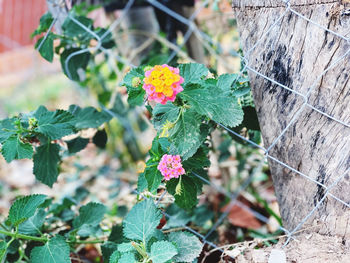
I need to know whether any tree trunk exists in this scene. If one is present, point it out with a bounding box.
[232,0,350,239]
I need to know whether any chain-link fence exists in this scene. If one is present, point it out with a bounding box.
[37,0,350,261]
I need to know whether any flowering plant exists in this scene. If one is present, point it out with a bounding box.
[122,63,245,210]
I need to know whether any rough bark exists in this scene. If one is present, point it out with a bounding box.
[233,0,350,238]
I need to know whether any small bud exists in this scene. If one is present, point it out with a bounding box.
[29,117,38,128]
[132,77,141,87]
[175,180,182,195]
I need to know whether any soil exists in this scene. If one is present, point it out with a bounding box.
[235,233,350,263]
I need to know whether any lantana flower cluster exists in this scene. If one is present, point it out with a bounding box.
[157,154,186,181]
[143,65,184,104]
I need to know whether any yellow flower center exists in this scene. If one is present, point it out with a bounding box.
[144,66,180,97]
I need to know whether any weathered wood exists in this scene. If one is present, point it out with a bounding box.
[233,0,339,8]
[233,1,350,237]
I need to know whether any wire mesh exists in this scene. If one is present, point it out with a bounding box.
[37,0,350,260]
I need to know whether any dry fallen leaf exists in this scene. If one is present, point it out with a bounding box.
[221,202,262,229]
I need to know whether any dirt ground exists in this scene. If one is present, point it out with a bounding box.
[235,233,350,263]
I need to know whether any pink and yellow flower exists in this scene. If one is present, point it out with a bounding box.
[143,65,184,105]
[157,154,186,181]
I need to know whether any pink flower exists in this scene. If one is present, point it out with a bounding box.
[143,65,184,105]
[157,154,186,181]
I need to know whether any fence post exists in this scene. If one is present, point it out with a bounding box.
[232,0,350,238]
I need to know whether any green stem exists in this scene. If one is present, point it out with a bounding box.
[0,229,48,243]
[0,229,106,245]
[68,239,105,244]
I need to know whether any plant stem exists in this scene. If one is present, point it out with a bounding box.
[0,229,48,243]
[68,239,106,244]
[0,229,106,245]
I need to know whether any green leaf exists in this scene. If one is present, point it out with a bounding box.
[109,250,121,263]
[137,172,148,192]
[168,108,203,160]
[117,242,134,253]
[123,199,162,242]
[152,102,180,130]
[164,204,192,229]
[60,47,90,81]
[73,202,106,229]
[119,252,136,263]
[0,118,16,143]
[144,164,162,192]
[18,209,46,235]
[102,242,119,263]
[180,84,244,127]
[150,241,177,263]
[30,235,70,263]
[182,146,210,172]
[68,105,112,129]
[31,12,54,37]
[168,231,203,262]
[93,129,108,149]
[217,73,238,93]
[33,143,60,187]
[121,67,146,106]
[33,106,75,140]
[8,194,46,226]
[62,15,93,38]
[1,136,33,163]
[167,177,198,210]
[66,137,89,154]
[0,241,7,262]
[108,225,125,244]
[179,63,208,85]
[36,32,54,62]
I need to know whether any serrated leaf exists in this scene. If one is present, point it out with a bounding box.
[150,241,177,263]
[109,250,121,263]
[0,241,7,261]
[119,252,136,263]
[168,108,203,160]
[0,118,16,143]
[108,225,125,244]
[122,67,146,106]
[217,73,239,93]
[1,136,33,163]
[144,164,162,193]
[33,106,75,140]
[66,137,89,154]
[123,199,162,242]
[167,177,198,210]
[182,146,210,172]
[137,172,148,192]
[68,105,112,129]
[180,84,243,127]
[73,202,106,229]
[36,32,54,62]
[168,231,203,262]
[18,209,46,235]
[102,242,119,263]
[152,102,180,130]
[33,143,60,187]
[179,63,208,85]
[117,242,134,253]
[164,204,192,229]
[30,235,70,263]
[8,195,46,226]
